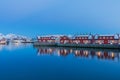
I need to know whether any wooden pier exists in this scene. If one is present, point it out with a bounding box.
[33,42,120,49]
[33,42,57,46]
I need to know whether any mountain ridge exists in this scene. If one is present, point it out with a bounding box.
[0,33,28,40]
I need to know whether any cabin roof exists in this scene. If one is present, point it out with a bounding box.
[97,35,114,36]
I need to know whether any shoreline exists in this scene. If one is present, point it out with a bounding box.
[33,42,120,49]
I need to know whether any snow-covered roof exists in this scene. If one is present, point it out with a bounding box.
[38,35,65,37]
[75,35,90,37]
[97,35,114,36]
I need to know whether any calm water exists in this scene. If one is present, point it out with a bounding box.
[0,43,120,80]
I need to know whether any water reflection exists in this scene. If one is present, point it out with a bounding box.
[36,47,120,61]
[0,43,32,51]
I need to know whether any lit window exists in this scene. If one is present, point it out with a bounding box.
[99,37,101,39]
[103,37,105,39]
[110,37,113,39]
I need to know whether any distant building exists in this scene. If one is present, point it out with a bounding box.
[37,34,120,45]
[37,36,57,43]
[72,34,93,44]
[94,34,119,44]
[59,36,72,44]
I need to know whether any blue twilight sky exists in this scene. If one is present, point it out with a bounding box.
[0,0,120,37]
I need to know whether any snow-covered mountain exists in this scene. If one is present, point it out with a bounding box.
[0,33,28,40]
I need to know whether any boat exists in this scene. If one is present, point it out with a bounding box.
[21,39,33,43]
[11,38,22,43]
[0,38,7,44]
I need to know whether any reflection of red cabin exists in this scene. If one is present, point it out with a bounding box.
[58,49,70,56]
[37,36,56,43]
[90,51,96,57]
[38,48,54,54]
[104,52,109,58]
[96,51,115,60]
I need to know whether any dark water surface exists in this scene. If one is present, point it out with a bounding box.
[0,44,120,80]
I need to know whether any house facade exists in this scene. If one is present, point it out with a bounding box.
[37,36,56,43]
[94,34,119,44]
[37,34,120,45]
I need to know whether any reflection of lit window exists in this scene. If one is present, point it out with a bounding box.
[48,48,52,53]
[75,50,79,55]
[70,49,73,53]
[111,53,115,58]
[97,51,101,57]
[64,49,67,54]
[84,51,88,56]
[57,50,60,56]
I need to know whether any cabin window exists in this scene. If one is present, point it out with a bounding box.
[99,37,101,39]
[43,40,46,42]
[106,37,108,39]
[61,40,63,42]
[110,37,113,39]
[103,37,105,39]
[83,40,89,44]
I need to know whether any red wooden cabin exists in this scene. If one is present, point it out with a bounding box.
[37,36,56,43]
[94,34,119,44]
[72,35,93,44]
[59,36,72,44]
